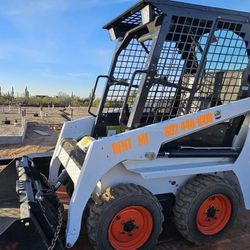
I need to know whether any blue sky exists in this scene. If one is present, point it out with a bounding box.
[0,0,250,97]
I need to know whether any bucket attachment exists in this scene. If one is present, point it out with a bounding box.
[0,157,65,250]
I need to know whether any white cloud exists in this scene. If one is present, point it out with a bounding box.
[38,70,93,79]
[66,72,91,78]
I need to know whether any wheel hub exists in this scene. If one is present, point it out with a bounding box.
[196,194,232,236]
[206,206,217,218]
[123,220,137,234]
[108,206,153,250]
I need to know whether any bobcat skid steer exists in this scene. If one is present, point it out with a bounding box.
[2,0,250,249]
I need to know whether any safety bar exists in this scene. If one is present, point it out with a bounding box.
[88,75,140,117]
[119,69,148,129]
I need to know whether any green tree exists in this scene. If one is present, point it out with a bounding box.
[25,86,29,99]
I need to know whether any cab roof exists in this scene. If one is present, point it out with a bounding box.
[103,0,250,32]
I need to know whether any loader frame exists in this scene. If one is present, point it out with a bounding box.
[50,98,250,247]
[49,0,250,247]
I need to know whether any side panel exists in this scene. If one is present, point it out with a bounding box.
[99,129,250,209]
[98,163,193,196]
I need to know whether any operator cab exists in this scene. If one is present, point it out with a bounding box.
[88,1,250,154]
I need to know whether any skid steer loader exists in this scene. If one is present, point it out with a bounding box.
[1,0,250,249]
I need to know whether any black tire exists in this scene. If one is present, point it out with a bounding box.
[87,183,164,250]
[173,174,239,245]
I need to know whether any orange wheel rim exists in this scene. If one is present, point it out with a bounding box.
[108,206,153,250]
[196,194,232,235]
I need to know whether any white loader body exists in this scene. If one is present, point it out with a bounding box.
[50,98,250,247]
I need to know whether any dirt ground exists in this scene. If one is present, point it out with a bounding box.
[0,106,89,126]
[0,124,22,136]
[0,122,59,158]
[0,106,90,158]
[1,106,250,249]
